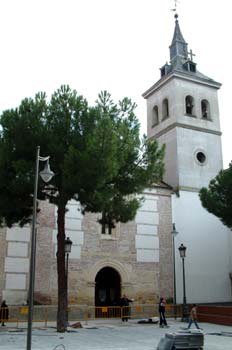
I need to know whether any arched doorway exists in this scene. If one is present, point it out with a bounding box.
[95,266,121,306]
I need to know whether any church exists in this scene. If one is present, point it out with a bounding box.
[0,14,231,307]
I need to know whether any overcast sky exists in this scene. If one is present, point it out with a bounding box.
[0,0,231,168]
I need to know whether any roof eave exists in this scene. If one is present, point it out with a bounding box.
[142,71,221,99]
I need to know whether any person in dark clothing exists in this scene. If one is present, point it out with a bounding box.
[159,297,168,328]
[0,300,9,326]
[120,294,134,322]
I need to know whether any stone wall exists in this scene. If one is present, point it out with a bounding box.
[158,187,173,300]
[47,186,173,306]
[1,186,173,306]
[34,200,56,304]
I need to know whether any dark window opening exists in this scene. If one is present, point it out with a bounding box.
[201,99,210,119]
[196,152,206,164]
[189,63,196,72]
[162,99,169,119]
[161,67,165,77]
[185,96,194,115]
[100,212,115,235]
[152,106,159,127]
[183,61,196,73]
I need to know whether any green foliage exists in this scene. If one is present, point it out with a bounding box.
[0,85,165,227]
[199,162,232,229]
[0,85,165,331]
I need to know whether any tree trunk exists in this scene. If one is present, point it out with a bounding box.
[56,204,67,332]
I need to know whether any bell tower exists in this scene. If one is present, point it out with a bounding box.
[142,13,232,305]
[143,14,223,191]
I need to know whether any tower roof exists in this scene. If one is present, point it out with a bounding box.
[169,13,188,62]
[157,13,220,85]
[171,14,186,43]
[143,13,221,99]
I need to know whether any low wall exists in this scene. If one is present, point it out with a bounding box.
[198,305,232,326]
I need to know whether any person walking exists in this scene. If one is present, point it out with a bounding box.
[159,297,168,328]
[185,304,201,330]
[120,294,134,322]
[0,300,9,326]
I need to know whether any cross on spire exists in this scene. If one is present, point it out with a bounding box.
[188,49,196,61]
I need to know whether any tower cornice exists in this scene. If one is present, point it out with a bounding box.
[142,71,221,99]
[148,122,222,141]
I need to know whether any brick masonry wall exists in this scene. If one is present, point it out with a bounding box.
[157,187,173,301]
[42,187,173,306]
[1,186,173,306]
[198,305,232,326]
[64,212,158,305]
[34,200,56,304]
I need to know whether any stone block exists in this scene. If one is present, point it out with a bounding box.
[137,224,158,235]
[135,211,159,225]
[6,226,30,242]
[6,273,26,290]
[135,235,159,249]
[136,249,159,262]
[7,242,28,257]
[139,198,158,212]
[5,257,29,273]
[2,290,27,305]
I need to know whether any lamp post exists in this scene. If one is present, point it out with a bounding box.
[178,243,188,322]
[27,146,54,350]
[65,236,72,330]
[171,223,178,319]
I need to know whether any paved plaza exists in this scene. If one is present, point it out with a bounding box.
[0,319,231,349]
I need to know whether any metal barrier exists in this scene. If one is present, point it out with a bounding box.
[0,304,182,327]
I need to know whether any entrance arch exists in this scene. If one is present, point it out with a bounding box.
[95,267,121,306]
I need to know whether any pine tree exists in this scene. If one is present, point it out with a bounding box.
[199,162,232,229]
[0,86,165,331]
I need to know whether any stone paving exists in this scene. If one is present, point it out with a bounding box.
[0,319,231,349]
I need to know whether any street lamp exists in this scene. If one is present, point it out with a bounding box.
[27,146,54,350]
[178,243,189,322]
[171,223,178,319]
[65,236,72,329]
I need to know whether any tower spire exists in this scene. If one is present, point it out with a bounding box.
[169,13,188,63]
[159,9,198,78]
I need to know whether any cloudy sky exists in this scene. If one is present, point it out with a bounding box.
[0,0,231,167]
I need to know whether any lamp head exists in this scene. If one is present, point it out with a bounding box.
[39,160,54,183]
[178,243,187,258]
[65,237,73,254]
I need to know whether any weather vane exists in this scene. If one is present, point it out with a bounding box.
[171,0,180,12]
